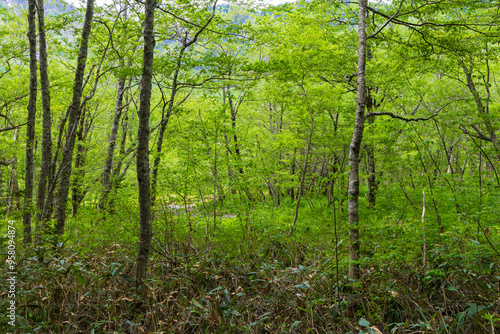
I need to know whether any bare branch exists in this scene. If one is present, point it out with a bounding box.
[459,124,492,142]
[0,122,27,133]
[365,111,436,122]
[367,0,403,39]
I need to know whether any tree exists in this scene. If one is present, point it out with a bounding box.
[347,0,368,279]
[135,0,156,286]
[35,0,54,229]
[99,0,136,214]
[150,0,218,206]
[22,0,38,244]
[54,0,95,235]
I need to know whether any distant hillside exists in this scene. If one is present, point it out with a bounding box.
[0,0,75,15]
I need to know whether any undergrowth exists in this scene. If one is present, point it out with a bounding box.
[1,198,499,333]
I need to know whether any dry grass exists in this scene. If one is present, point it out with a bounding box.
[2,231,499,334]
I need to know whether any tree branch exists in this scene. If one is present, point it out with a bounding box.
[367,0,403,39]
[0,122,27,133]
[459,124,492,142]
[365,111,436,122]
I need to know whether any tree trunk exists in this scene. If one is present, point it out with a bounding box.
[99,2,128,214]
[71,106,89,217]
[108,83,134,212]
[288,115,314,235]
[150,11,215,206]
[365,38,377,210]
[135,0,155,287]
[23,0,37,244]
[100,72,126,213]
[348,0,368,280]
[7,167,19,215]
[7,131,20,215]
[366,145,377,209]
[365,102,377,210]
[35,0,53,228]
[462,65,500,160]
[41,109,72,221]
[288,149,297,200]
[151,66,177,207]
[228,90,243,174]
[54,0,94,235]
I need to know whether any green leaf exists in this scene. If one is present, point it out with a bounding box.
[191,299,206,310]
[359,317,370,328]
[110,263,124,277]
[76,272,86,284]
[209,286,223,294]
[249,316,271,327]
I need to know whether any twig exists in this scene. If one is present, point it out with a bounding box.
[422,190,427,269]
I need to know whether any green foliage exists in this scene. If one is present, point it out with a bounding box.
[1,0,500,332]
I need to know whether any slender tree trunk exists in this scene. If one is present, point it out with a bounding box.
[366,145,377,208]
[42,109,72,221]
[462,66,500,160]
[288,149,296,200]
[227,91,243,174]
[421,190,427,267]
[365,115,377,210]
[289,94,314,235]
[365,41,377,209]
[108,85,134,212]
[221,87,236,191]
[151,64,178,207]
[288,126,313,235]
[35,0,53,228]
[7,130,20,215]
[7,167,19,215]
[348,0,368,279]
[71,107,88,217]
[23,0,37,244]
[150,10,215,205]
[150,112,171,206]
[41,171,56,222]
[99,3,128,213]
[100,73,126,213]
[71,146,86,217]
[54,0,94,235]
[135,0,155,286]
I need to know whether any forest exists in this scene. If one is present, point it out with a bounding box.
[1,0,500,332]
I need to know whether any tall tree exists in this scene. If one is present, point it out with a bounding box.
[347,0,368,279]
[150,4,217,206]
[23,0,38,244]
[135,0,156,286]
[35,0,54,227]
[100,1,130,214]
[54,0,95,235]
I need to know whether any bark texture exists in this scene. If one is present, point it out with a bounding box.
[71,107,90,216]
[23,0,38,244]
[348,0,368,279]
[135,0,155,286]
[36,0,54,225]
[54,0,94,235]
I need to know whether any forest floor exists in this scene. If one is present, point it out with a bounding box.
[1,198,499,333]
